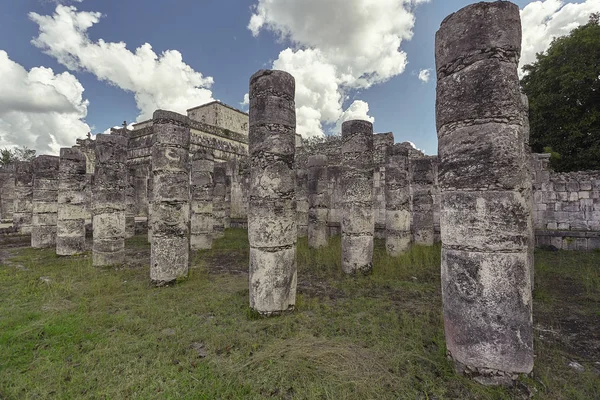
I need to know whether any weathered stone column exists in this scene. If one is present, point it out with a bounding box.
[248,69,297,315]
[521,92,535,289]
[150,110,190,285]
[0,165,15,221]
[212,163,227,239]
[13,161,33,233]
[385,144,411,256]
[125,167,136,238]
[190,149,214,250]
[295,137,309,237]
[57,148,87,255]
[341,120,374,274]
[410,157,435,245]
[436,1,533,383]
[31,156,59,248]
[93,134,127,266]
[307,154,329,248]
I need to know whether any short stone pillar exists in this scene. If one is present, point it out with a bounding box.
[57,148,87,255]
[436,1,533,383]
[212,163,227,239]
[125,167,136,238]
[341,120,374,274]
[13,161,33,233]
[0,165,15,221]
[190,149,214,250]
[385,144,411,256]
[31,156,59,248]
[248,69,297,315]
[150,110,191,285]
[307,154,329,248]
[410,157,435,245]
[92,134,127,266]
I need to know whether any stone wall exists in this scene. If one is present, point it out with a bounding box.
[0,165,15,220]
[532,153,600,250]
[187,101,249,136]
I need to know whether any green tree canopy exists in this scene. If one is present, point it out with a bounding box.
[0,146,37,167]
[521,13,600,172]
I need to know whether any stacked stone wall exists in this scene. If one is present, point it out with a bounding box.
[57,148,87,255]
[31,156,60,248]
[0,165,15,220]
[13,161,33,233]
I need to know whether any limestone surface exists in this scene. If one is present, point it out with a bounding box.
[436,1,533,383]
[248,69,297,315]
[150,110,191,285]
[190,149,214,250]
[411,157,435,245]
[57,148,87,255]
[93,134,127,266]
[0,165,15,221]
[31,156,60,248]
[13,161,33,233]
[385,145,411,256]
[212,163,227,239]
[307,154,329,248]
[341,120,374,274]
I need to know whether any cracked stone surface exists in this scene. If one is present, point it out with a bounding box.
[436,1,534,382]
[248,69,297,315]
[31,155,59,248]
[57,148,87,256]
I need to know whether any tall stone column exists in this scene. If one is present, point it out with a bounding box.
[248,69,297,315]
[93,134,127,266]
[341,120,374,274]
[521,92,535,289]
[150,110,190,285]
[436,1,533,383]
[410,157,435,245]
[0,165,15,221]
[125,167,136,238]
[190,149,214,250]
[31,156,59,248]
[212,163,227,239]
[385,144,411,256]
[13,161,33,233]
[295,139,309,237]
[57,148,87,255]
[307,154,329,248]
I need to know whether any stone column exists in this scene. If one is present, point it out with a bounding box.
[341,120,374,274]
[436,1,533,383]
[0,165,15,221]
[124,167,136,238]
[248,69,297,315]
[521,92,535,289]
[307,155,329,248]
[410,157,435,245]
[385,144,411,256]
[212,163,227,239]
[150,110,190,285]
[13,161,33,233]
[31,156,59,248]
[93,134,127,266]
[295,138,309,237]
[57,148,87,255]
[190,149,214,250]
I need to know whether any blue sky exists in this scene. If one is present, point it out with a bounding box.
[0,0,598,155]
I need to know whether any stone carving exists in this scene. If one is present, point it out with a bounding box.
[13,161,33,233]
[150,110,191,285]
[190,149,214,250]
[385,144,411,256]
[248,69,297,315]
[93,134,127,266]
[31,156,59,248]
[57,148,87,255]
[307,154,329,248]
[341,120,374,274]
[436,1,534,384]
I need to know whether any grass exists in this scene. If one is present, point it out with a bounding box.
[0,229,598,399]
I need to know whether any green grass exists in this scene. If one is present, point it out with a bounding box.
[0,229,598,399]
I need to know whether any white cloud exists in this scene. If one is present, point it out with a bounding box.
[249,0,429,138]
[418,69,431,83]
[30,5,215,121]
[334,100,375,133]
[241,93,249,108]
[520,0,600,75]
[0,50,90,155]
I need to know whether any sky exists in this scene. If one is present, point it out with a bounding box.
[0,0,598,156]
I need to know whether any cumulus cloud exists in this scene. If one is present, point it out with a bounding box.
[241,93,249,108]
[520,0,600,75]
[0,50,90,155]
[249,0,429,138]
[334,100,375,133]
[30,5,215,121]
[418,69,431,83]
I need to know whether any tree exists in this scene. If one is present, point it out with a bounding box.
[0,146,37,167]
[521,14,600,172]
